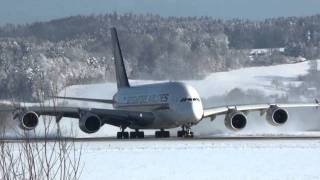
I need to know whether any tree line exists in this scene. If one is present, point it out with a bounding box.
[1,13,320,101]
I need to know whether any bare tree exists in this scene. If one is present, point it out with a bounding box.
[0,78,83,180]
[0,114,83,180]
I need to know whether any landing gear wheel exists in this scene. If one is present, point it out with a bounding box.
[177,126,194,138]
[117,132,122,139]
[155,130,170,138]
[117,127,129,139]
[130,131,137,139]
[177,130,187,137]
[123,132,129,139]
[185,131,194,138]
[117,132,129,139]
[137,131,144,139]
[163,131,170,138]
[155,131,161,138]
[130,130,145,139]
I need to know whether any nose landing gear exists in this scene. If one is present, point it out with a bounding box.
[177,126,194,138]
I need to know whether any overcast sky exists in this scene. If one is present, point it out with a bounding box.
[1,0,320,25]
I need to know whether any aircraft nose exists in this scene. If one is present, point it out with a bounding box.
[191,102,203,121]
[183,102,203,123]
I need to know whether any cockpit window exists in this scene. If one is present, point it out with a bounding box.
[180,98,200,102]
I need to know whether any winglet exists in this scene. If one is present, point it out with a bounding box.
[110,27,130,89]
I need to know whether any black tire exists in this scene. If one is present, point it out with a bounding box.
[163,131,170,138]
[137,132,144,138]
[155,131,162,138]
[117,132,122,139]
[177,131,186,137]
[123,132,129,139]
[130,132,137,139]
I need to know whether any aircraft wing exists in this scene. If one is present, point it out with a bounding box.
[203,102,320,118]
[0,103,154,128]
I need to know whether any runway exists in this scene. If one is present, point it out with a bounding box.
[1,133,320,180]
[2,134,320,143]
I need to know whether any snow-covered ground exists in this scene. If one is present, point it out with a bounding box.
[79,139,320,180]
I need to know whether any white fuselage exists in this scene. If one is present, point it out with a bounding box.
[113,82,204,129]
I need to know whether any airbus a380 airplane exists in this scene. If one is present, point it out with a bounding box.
[1,28,319,139]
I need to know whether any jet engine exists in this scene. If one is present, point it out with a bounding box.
[15,111,39,130]
[224,110,247,131]
[266,105,288,126]
[79,112,102,134]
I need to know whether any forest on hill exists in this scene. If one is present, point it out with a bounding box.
[1,13,320,101]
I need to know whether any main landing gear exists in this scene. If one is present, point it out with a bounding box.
[129,130,145,139]
[155,129,170,138]
[116,127,194,139]
[177,126,194,138]
[117,127,145,139]
[117,127,129,139]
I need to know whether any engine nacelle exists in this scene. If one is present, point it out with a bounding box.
[224,110,247,131]
[266,106,288,126]
[16,111,39,130]
[79,112,102,134]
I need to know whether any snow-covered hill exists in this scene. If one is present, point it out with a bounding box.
[60,60,316,100]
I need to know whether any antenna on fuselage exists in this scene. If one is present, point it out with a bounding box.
[110,27,130,89]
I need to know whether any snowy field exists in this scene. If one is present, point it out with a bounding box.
[79,139,320,180]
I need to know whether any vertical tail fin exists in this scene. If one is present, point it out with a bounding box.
[110,27,130,89]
